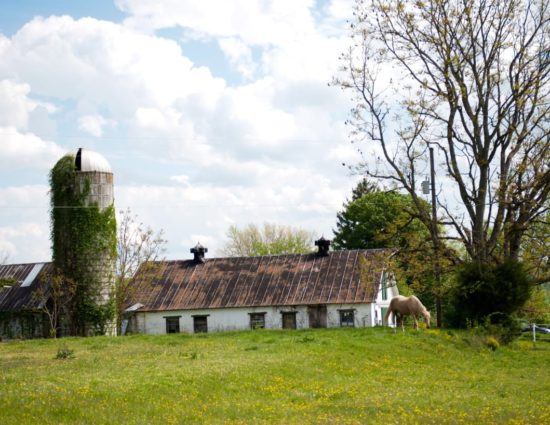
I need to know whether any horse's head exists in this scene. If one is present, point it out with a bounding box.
[423,310,431,328]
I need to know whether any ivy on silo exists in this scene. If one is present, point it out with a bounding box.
[50,154,116,335]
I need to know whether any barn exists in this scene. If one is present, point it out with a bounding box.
[123,239,398,335]
[0,262,52,339]
[0,240,399,339]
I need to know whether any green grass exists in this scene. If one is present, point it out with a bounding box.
[1,328,549,424]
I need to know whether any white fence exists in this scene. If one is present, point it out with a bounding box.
[526,323,550,343]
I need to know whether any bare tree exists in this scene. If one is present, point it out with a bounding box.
[336,0,550,279]
[0,250,9,265]
[31,270,76,338]
[116,208,166,331]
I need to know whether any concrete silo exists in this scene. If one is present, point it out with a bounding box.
[50,148,117,336]
[74,148,114,210]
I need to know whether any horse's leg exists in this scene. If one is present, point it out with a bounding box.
[401,315,405,333]
[413,315,418,330]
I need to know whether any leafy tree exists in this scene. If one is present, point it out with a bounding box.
[333,178,380,249]
[349,178,379,201]
[335,0,550,271]
[448,260,532,327]
[333,190,424,250]
[116,208,166,333]
[334,190,439,293]
[220,223,315,257]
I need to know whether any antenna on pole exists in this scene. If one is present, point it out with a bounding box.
[421,178,430,195]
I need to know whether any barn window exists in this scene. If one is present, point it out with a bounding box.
[281,312,297,329]
[249,312,266,329]
[193,315,208,333]
[164,316,181,334]
[339,310,355,327]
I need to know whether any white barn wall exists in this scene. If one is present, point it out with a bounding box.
[134,306,309,334]
[325,304,373,328]
[131,303,377,334]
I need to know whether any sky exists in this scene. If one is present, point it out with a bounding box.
[0,0,363,264]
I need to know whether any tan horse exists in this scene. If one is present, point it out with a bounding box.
[384,295,431,332]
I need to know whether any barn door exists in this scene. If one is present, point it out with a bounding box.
[282,312,297,329]
[308,305,327,328]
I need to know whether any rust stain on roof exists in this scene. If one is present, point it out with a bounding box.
[127,249,390,312]
[0,249,391,314]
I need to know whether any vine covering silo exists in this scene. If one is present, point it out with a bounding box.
[50,151,116,336]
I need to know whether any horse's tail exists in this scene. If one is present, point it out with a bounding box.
[383,307,392,326]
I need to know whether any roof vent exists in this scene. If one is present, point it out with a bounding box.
[315,237,331,256]
[191,243,208,263]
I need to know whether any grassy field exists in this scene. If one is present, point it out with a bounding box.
[1,328,549,424]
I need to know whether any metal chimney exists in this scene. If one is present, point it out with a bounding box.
[315,237,331,256]
[190,243,208,263]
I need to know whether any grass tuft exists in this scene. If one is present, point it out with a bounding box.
[54,344,74,360]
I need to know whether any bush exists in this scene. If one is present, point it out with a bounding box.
[55,345,74,360]
[446,260,532,327]
[484,313,522,345]
[486,336,500,351]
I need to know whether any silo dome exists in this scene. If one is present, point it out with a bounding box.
[75,148,112,173]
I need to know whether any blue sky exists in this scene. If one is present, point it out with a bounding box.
[0,0,362,263]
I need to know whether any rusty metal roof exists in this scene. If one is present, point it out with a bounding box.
[0,263,52,312]
[127,249,390,312]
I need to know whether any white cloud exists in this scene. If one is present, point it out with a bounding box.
[0,185,49,208]
[170,175,190,185]
[261,34,347,83]
[135,107,167,129]
[115,159,354,259]
[324,0,355,20]
[0,126,64,168]
[0,4,361,264]
[0,185,50,263]
[0,14,351,168]
[0,222,50,263]
[184,234,217,252]
[1,16,225,111]
[0,79,56,130]
[78,114,107,137]
[0,80,34,129]
[218,37,256,79]
[117,0,317,46]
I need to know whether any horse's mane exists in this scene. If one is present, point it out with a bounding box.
[409,295,428,314]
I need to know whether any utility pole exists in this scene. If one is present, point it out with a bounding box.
[430,147,442,328]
